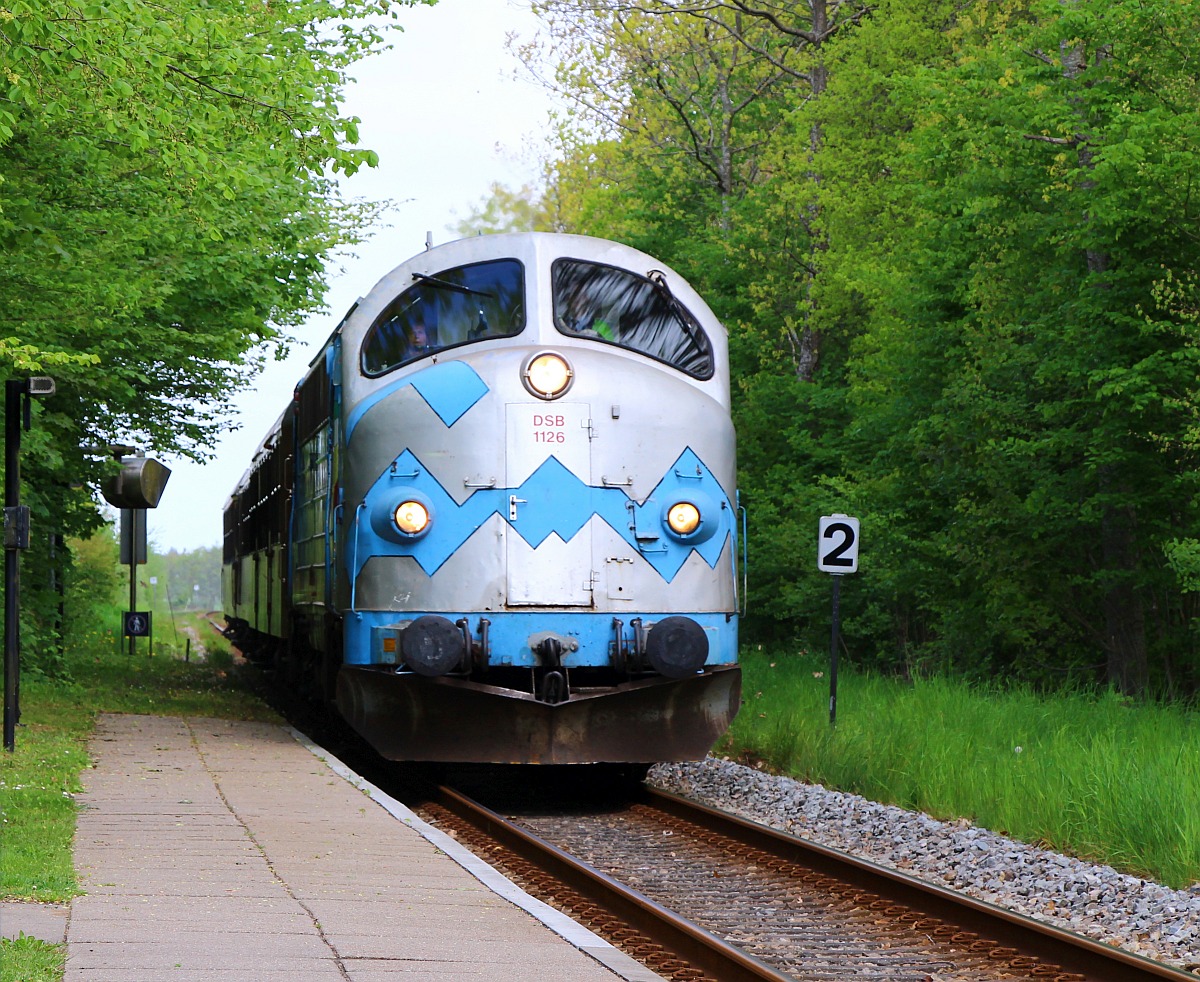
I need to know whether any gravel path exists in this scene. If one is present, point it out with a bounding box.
[649,758,1200,971]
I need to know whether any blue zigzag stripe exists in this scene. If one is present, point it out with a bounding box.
[346,361,489,440]
[352,448,730,582]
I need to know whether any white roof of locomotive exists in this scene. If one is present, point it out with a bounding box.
[225,231,729,506]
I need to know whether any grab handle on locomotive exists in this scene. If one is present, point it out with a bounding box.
[349,501,366,617]
[738,499,748,615]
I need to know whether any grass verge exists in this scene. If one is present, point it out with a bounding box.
[0,619,277,979]
[718,645,1200,889]
[0,935,62,982]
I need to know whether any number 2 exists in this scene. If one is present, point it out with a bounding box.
[822,522,856,567]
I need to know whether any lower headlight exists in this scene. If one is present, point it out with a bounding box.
[660,492,719,544]
[667,501,701,536]
[394,500,430,535]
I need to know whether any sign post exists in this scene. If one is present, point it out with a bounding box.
[4,377,55,752]
[120,508,148,656]
[103,452,170,658]
[818,514,860,728]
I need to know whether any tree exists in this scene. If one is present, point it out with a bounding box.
[528,0,868,379]
[0,0,432,670]
[525,0,1200,696]
[448,182,557,236]
[0,0,423,462]
[837,0,1200,694]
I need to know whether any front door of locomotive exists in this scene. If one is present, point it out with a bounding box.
[504,403,594,606]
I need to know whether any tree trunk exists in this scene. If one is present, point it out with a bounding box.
[1101,496,1149,696]
[795,0,828,383]
[1060,20,1148,693]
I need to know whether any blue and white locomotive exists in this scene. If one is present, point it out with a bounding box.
[223,232,742,764]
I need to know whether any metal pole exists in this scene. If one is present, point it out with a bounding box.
[4,380,22,751]
[829,574,841,728]
[128,511,137,657]
[52,533,65,657]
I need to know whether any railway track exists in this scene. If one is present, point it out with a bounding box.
[415,780,1198,982]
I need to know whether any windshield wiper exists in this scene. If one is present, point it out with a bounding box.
[648,269,704,346]
[413,272,495,299]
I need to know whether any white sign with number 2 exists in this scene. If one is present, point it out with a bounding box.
[818,515,860,574]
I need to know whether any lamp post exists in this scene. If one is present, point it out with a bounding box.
[4,376,55,752]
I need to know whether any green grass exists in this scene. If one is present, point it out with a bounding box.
[0,935,62,982]
[1,619,277,980]
[718,645,1200,889]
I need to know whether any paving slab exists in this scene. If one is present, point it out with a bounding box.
[66,714,662,982]
[0,901,69,943]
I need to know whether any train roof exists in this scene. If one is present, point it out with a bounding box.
[223,403,291,509]
[347,230,724,339]
[224,231,727,507]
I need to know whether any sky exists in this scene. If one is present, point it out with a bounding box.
[148,0,557,553]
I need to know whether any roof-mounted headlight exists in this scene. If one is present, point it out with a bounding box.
[524,352,573,400]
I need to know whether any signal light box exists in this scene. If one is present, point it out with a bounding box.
[102,456,172,510]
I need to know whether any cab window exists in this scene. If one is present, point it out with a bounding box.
[551,259,713,379]
[361,259,525,377]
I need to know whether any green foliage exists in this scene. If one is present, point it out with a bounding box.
[27,524,221,679]
[1165,538,1200,593]
[0,1,414,444]
[0,0,432,678]
[832,0,1200,691]
[62,529,123,635]
[449,182,558,235]
[0,0,429,495]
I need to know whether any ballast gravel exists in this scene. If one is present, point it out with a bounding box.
[648,758,1200,971]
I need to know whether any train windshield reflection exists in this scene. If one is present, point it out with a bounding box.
[551,259,713,379]
[361,259,525,376]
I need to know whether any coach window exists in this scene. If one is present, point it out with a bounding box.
[361,259,525,377]
[551,259,713,379]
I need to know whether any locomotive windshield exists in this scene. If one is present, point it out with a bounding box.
[552,259,714,379]
[361,259,525,376]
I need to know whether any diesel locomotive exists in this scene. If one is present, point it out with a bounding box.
[222,232,742,764]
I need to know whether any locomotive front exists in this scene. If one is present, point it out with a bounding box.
[334,233,741,763]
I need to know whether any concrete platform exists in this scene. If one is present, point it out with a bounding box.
[63,713,662,981]
[1,901,69,943]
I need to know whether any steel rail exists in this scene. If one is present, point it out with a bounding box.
[432,783,797,982]
[644,787,1198,982]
